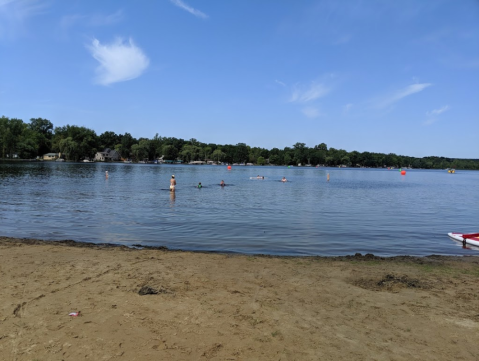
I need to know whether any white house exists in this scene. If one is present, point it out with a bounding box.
[43,153,59,161]
[94,148,121,162]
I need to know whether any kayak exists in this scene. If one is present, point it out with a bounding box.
[448,232,479,247]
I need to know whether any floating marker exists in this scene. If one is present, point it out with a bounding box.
[227,165,232,170]
[401,170,406,175]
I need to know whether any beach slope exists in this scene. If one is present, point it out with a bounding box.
[0,237,478,360]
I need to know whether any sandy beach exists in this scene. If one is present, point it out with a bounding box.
[0,237,478,361]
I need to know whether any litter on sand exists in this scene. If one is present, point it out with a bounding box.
[69,311,81,317]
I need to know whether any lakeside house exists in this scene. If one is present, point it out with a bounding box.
[94,148,121,162]
[43,153,59,161]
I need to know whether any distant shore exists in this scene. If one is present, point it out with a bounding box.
[1,236,478,360]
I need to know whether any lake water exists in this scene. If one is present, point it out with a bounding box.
[1,162,478,256]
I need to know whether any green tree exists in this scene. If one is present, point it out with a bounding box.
[59,137,79,161]
[29,117,53,156]
[162,145,178,160]
[234,143,249,164]
[315,143,328,151]
[98,131,119,150]
[202,146,212,161]
[212,148,225,163]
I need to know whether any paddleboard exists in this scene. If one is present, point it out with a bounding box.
[448,232,479,247]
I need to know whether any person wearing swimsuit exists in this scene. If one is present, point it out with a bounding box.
[170,175,176,192]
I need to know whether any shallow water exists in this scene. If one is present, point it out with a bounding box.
[1,162,478,256]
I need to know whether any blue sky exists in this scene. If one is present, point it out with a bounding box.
[1,0,478,158]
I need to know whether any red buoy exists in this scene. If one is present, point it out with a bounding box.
[401,170,406,175]
[227,165,232,170]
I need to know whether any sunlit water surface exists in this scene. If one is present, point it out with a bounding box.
[1,162,478,256]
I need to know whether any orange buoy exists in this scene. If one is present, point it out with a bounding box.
[227,165,232,170]
[401,170,406,175]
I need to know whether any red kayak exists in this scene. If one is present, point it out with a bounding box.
[448,232,479,247]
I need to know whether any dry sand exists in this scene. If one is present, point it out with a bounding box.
[0,237,478,361]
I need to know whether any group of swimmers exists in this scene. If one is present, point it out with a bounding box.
[169,174,288,192]
[196,180,226,189]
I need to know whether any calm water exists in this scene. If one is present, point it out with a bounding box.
[1,162,478,256]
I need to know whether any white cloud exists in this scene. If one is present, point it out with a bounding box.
[275,79,286,87]
[375,83,432,108]
[0,0,48,38]
[170,0,208,19]
[424,105,450,125]
[87,38,150,86]
[290,81,330,103]
[426,105,450,116]
[301,107,320,118]
[61,10,123,29]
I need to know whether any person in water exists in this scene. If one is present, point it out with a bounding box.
[197,182,202,188]
[170,175,176,192]
[220,180,225,187]
[281,176,287,182]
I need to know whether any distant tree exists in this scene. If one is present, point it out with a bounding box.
[203,146,212,160]
[257,156,265,165]
[162,145,178,160]
[269,154,281,165]
[315,143,328,151]
[212,148,225,163]
[59,137,79,161]
[284,153,292,165]
[29,118,53,156]
[131,142,149,161]
[235,143,249,163]
[99,131,119,150]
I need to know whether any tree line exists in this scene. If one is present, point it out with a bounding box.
[1,116,478,170]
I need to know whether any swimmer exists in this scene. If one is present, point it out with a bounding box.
[281,176,287,182]
[197,182,202,188]
[105,171,109,179]
[170,175,176,192]
[220,180,225,187]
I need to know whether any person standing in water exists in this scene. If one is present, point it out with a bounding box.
[220,180,225,187]
[197,182,202,188]
[281,176,287,182]
[170,175,176,192]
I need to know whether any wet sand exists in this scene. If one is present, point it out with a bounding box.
[1,237,478,360]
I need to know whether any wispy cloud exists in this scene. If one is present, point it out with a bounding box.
[87,38,150,86]
[0,0,48,39]
[374,83,432,108]
[275,79,286,87]
[61,10,123,30]
[424,105,450,125]
[170,0,208,19]
[301,107,321,119]
[290,81,330,103]
[427,105,450,116]
[343,103,353,113]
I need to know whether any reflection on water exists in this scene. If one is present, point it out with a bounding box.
[1,161,478,256]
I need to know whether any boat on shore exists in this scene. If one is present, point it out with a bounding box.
[448,232,479,247]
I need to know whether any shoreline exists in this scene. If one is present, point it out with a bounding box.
[1,236,478,360]
[2,236,477,260]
